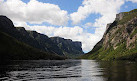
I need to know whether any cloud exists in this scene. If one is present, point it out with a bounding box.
[70,0,124,25]
[0,0,69,25]
[93,0,124,36]
[85,22,93,27]
[126,0,137,3]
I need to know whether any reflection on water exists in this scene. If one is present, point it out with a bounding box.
[0,60,137,81]
[99,61,137,81]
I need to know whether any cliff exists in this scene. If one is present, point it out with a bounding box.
[16,27,64,56]
[80,9,137,61]
[51,37,84,58]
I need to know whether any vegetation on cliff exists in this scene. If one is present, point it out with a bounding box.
[80,9,137,61]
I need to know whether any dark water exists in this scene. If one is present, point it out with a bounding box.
[0,60,137,81]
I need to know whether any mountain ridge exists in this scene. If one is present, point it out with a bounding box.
[0,15,83,60]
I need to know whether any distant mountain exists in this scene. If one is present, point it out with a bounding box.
[16,27,84,58]
[0,16,83,60]
[80,9,137,61]
[51,37,84,58]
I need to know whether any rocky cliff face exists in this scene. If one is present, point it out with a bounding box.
[16,28,84,57]
[115,12,125,21]
[51,37,84,58]
[81,9,137,61]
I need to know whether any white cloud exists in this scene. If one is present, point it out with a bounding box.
[126,0,137,3]
[70,0,124,25]
[85,22,92,27]
[0,0,69,25]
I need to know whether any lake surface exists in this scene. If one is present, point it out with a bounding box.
[0,60,137,81]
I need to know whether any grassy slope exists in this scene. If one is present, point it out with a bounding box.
[0,31,64,60]
[80,42,137,61]
[79,9,137,61]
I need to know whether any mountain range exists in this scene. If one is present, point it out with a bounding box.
[0,16,83,60]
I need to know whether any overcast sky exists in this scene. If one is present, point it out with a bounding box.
[0,0,137,52]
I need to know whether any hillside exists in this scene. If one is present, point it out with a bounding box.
[51,37,84,58]
[16,28,84,58]
[16,27,64,56]
[0,31,64,60]
[80,9,137,61]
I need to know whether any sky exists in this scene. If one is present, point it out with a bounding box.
[0,0,137,53]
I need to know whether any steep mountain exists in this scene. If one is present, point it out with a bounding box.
[0,15,64,56]
[51,37,84,58]
[16,27,64,56]
[80,9,137,61]
[0,15,65,60]
[0,15,83,59]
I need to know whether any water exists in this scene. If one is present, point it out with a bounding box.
[0,60,137,81]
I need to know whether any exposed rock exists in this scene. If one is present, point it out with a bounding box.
[115,12,125,21]
[106,23,112,31]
